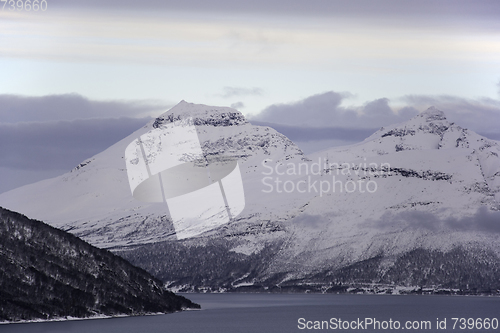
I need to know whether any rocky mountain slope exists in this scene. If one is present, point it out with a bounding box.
[0,102,499,292]
[0,101,304,248]
[0,207,199,322]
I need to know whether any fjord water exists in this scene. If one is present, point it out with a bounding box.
[3,294,499,333]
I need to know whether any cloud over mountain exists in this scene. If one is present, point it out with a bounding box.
[0,94,169,123]
[251,91,500,143]
[370,207,500,234]
[251,91,419,128]
[0,117,151,171]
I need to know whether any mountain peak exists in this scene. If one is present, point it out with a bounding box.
[419,106,447,121]
[373,106,450,140]
[364,106,456,152]
[152,100,247,128]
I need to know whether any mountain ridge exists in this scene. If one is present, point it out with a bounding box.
[1,102,499,292]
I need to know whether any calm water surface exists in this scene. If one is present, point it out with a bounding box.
[2,293,500,333]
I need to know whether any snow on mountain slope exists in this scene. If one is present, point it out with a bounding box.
[0,103,499,266]
[309,106,500,205]
[235,107,500,277]
[1,102,500,290]
[0,101,305,247]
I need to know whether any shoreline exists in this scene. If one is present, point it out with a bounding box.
[0,308,199,326]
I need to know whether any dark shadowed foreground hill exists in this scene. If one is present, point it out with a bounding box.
[0,207,199,322]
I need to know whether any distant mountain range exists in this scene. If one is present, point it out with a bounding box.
[1,102,499,293]
[0,207,199,322]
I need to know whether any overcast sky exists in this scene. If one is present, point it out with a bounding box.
[1,0,500,193]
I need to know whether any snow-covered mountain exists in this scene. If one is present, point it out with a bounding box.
[1,102,499,292]
[0,101,305,247]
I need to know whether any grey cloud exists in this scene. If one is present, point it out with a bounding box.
[220,87,263,99]
[361,98,411,127]
[251,91,418,129]
[371,207,500,234]
[448,206,500,233]
[50,1,500,29]
[0,94,171,123]
[253,91,500,145]
[250,92,419,152]
[252,91,346,126]
[372,210,441,232]
[290,213,337,230]
[0,117,150,171]
[250,121,376,143]
[230,102,245,109]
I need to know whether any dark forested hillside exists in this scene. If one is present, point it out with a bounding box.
[0,207,199,322]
